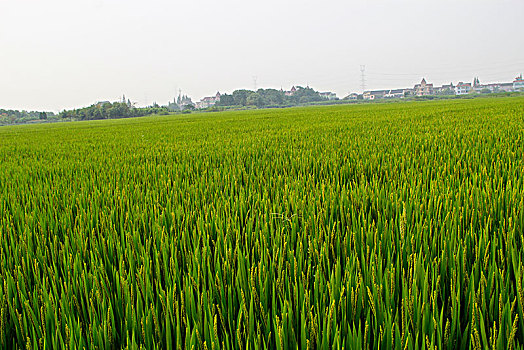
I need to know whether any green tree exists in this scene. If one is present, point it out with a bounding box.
[257,89,284,106]
[232,90,251,106]
[217,94,235,106]
[246,92,264,107]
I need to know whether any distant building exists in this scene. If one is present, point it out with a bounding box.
[177,94,193,109]
[345,93,359,100]
[403,88,415,96]
[414,78,434,96]
[472,77,482,92]
[384,88,409,99]
[319,92,337,100]
[441,83,455,91]
[363,90,387,100]
[499,82,514,92]
[513,74,524,91]
[434,83,455,95]
[197,92,221,109]
[482,83,502,92]
[285,86,297,96]
[455,82,472,95]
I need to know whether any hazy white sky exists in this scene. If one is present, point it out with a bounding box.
[1,0,523,112]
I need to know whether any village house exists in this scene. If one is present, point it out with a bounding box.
[513,74,524,91]
[357,74,520,98]
[285,86,297,96]
[433,83,455,95]
[413,78,434,96]
[441,83,455,91]
[498,82,514,92]
[345,93,359,100]
[384,88,409,99]
[196,92,221,109]
[454,82,472,95]
[482,83,503,92]
[363,90,387,100]
[319,92,337,100]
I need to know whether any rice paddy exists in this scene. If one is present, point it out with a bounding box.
[1,97,523,349]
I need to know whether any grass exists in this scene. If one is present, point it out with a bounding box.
[1,97,524,349]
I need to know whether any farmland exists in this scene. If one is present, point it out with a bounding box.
[1,97,524,349]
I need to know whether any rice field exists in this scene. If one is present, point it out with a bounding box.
[1,97,524,349]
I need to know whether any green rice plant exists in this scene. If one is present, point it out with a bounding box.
[0,96,523,349]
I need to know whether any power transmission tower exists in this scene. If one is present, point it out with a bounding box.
[360,65,366,92]
[253,76,258,91]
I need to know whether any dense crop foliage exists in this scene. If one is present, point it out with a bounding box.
[1,97,524,349]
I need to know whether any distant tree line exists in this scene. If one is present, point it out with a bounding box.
[59,102,169,121]
[0,109,56,125]
[217,86,327,108]
[2,87,331,125]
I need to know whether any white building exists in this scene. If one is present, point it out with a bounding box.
[319,92,337,100]
[499,83,514,92]
[513,75,524,91]
[363,90,387,100]
[454,82,472,95]
[197,92,221,109]
[345,93,359,100]
[384,88,408,99]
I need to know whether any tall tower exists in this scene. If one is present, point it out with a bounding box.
[360,65,366,92]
